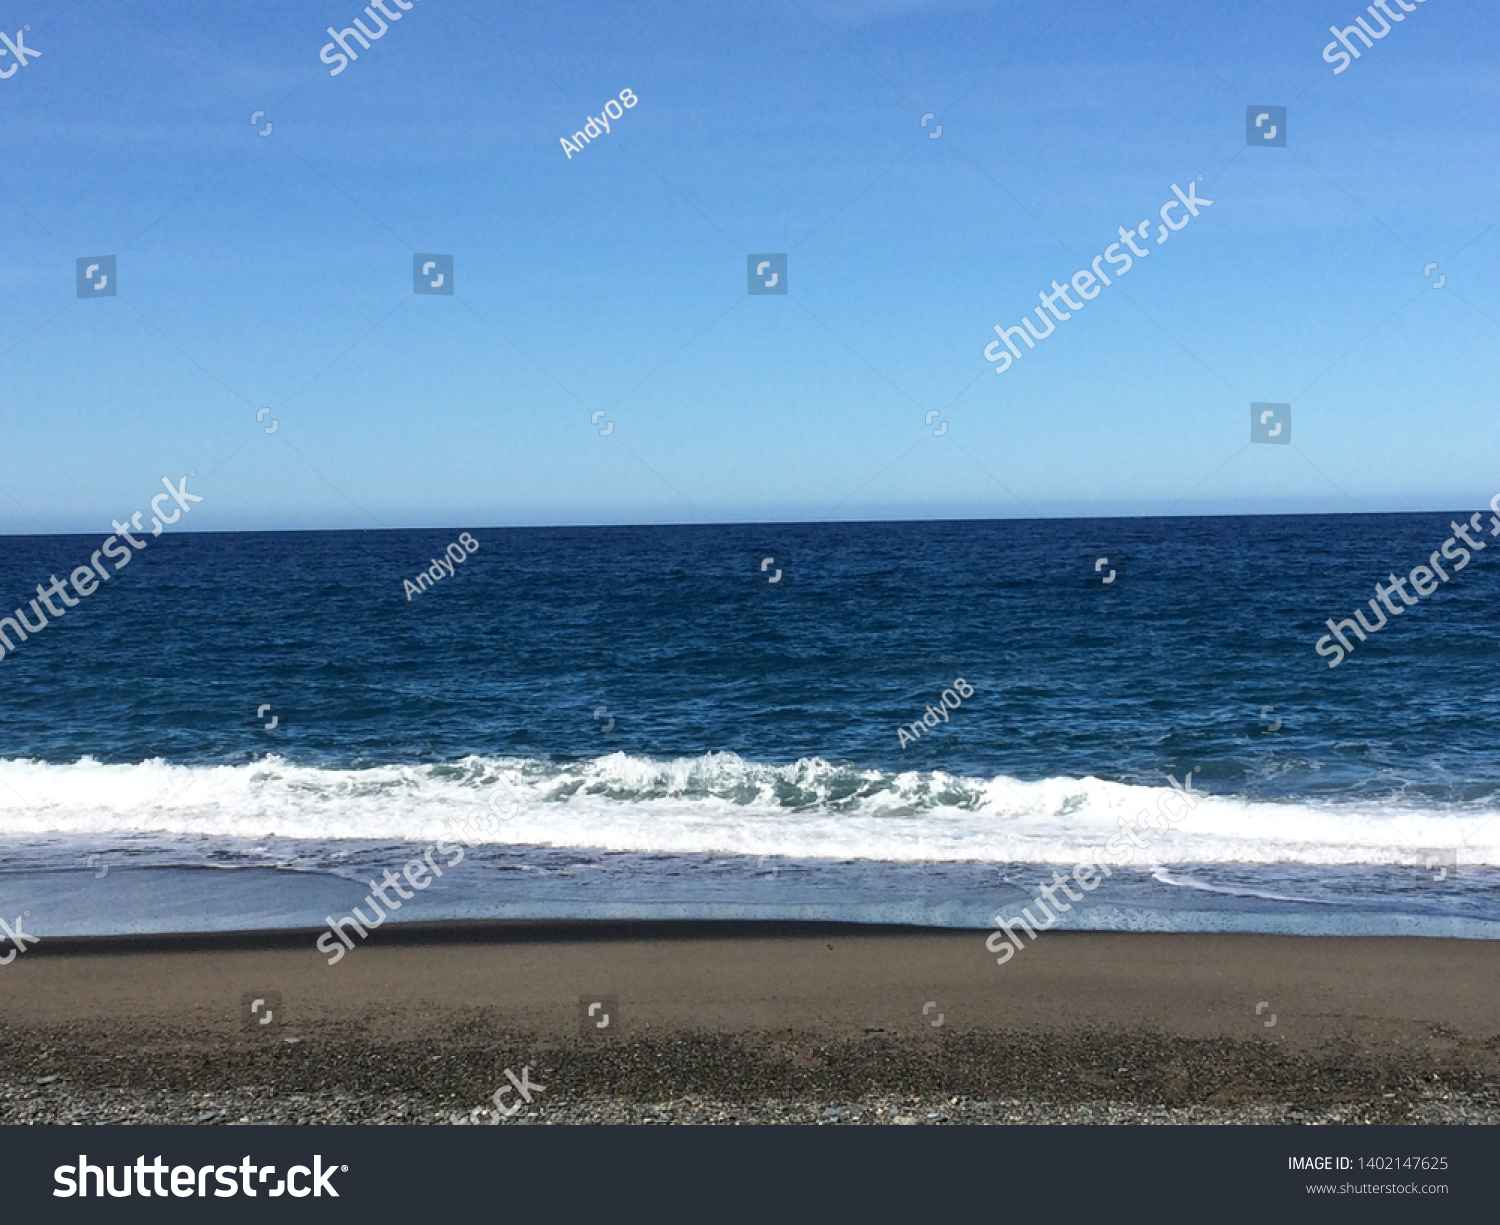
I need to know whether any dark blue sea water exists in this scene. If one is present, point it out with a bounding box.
[2,514,1498,939]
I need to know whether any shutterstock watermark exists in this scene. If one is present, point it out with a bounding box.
[1314,500,1498,667]
[55,1155,343,1198]
[0,26,41,79]
[320,0,424,77]
[440,770,522,845]
[982,179,1213,375]
[449,1066,546,1123]
[316,772,520,964]
[0,475,202,665]
[316,842,464,965]
[986,773,1203,965]
[0,912,39,964]
[1323,0,1430,75]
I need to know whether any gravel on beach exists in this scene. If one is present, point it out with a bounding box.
[4,1082,1497,1126]
[3,1022,1496,1126]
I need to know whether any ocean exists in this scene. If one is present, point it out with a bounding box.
[2,514,1498,940]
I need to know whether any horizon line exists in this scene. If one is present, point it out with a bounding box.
[1,504,1494,539]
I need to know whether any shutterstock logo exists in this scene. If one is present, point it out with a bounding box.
[0,26,42,79]
[982,179,1213,375]
[55,1155,344,1198]
[0,912,39,964]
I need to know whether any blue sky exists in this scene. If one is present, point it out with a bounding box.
[1,0,1498,534]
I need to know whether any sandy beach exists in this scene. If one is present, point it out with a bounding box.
[2,923,1496,1125]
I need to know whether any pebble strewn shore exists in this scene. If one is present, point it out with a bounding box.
[3,1020,1496,1125]
[3,1082,1497,1126]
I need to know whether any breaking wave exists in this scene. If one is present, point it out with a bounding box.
[1,752,1496,867]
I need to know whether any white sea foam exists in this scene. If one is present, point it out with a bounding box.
[0,752,1496,867]
[1148,867,1340,905]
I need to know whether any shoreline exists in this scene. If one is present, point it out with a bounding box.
[9,859,1498,942]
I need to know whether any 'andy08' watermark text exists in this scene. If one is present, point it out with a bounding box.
[898,678,973,748]
[560,89,638,159]
[404,532,479,600]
